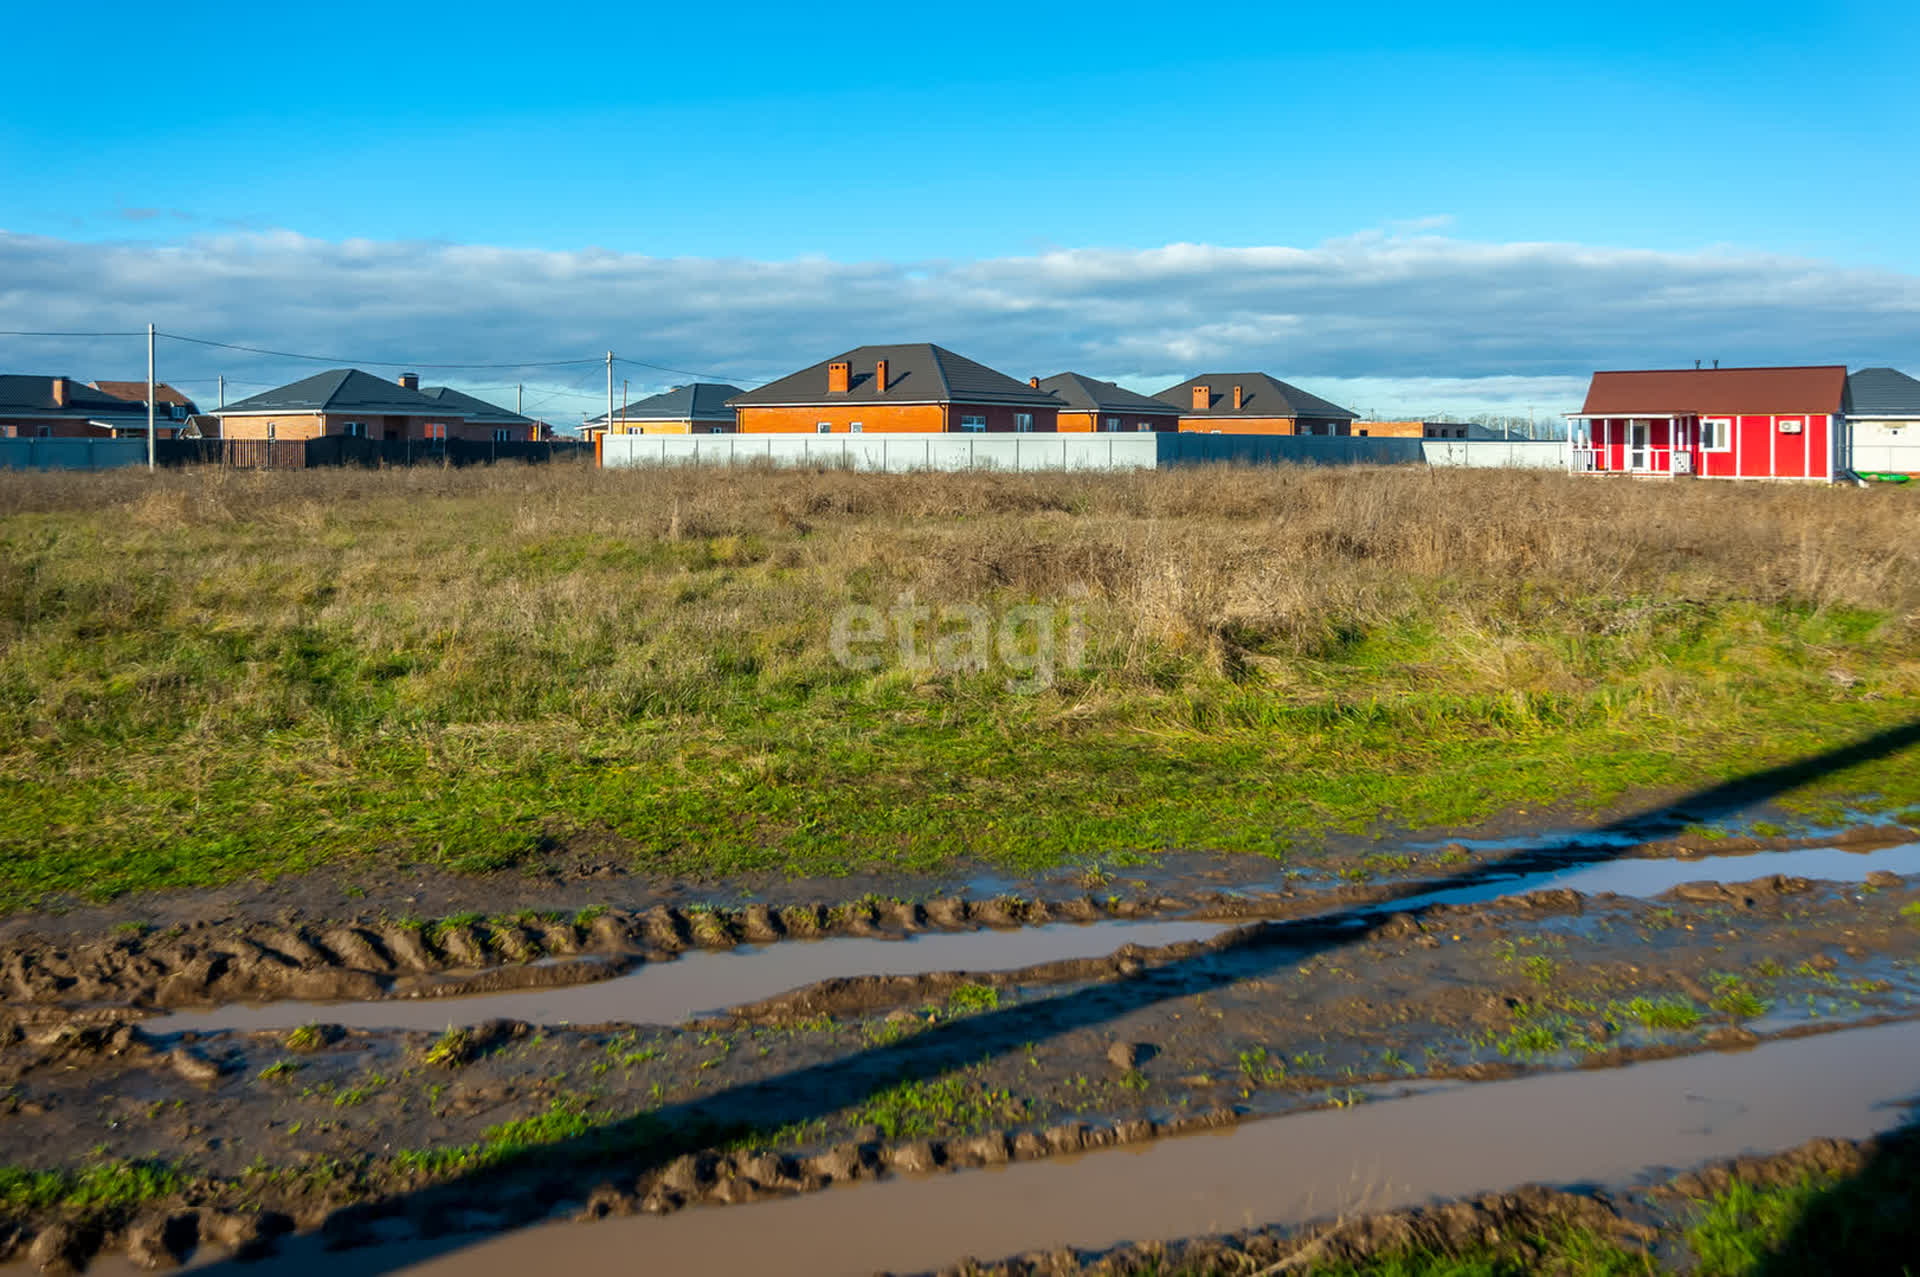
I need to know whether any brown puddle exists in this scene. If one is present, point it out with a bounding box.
[94,1017,1920,1277]
[144,918,1232,1036]
[1367,840,1920,914]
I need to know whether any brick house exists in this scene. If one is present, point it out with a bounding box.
[416,385,539,441]
[1036,373,1181,433]
[583,383,744,436]
[0,375,153,437]
[1353,420,1484,439]
[1154,373,1358,435]
[89,381,205,439]
[729,344,1060,433]
[216,370,532,442]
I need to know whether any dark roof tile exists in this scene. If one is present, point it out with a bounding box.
[729,345,1059,408]
[1153,373,1358,421]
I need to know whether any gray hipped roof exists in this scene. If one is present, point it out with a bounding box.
[1154,372,1358,421]
[1037,372,1183,417]
[218,369,453,416]
[0,375,150,420]
[730,344,1060,408]
[585,382,744,426]
[1847,367,1920,417]
[419,385,533,425]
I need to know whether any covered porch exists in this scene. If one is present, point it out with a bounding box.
[1566,413,1700,476]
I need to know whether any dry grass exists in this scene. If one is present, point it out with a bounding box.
[1,461,1916,905]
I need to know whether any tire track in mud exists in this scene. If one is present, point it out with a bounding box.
[6,831,1913,1021]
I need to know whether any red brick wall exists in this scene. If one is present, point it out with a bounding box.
[740,403,1059,434]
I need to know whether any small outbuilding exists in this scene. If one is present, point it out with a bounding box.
[1567,365,1847,481]
[1844,368,1920,477]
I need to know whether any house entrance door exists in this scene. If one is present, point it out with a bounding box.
[1628,421,1649,471]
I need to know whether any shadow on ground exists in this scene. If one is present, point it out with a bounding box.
[179,720,1920,1276]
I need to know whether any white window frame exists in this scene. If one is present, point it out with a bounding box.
[959,415,987,433]
[816,422,831,434]
[1701,417,1732,452]
[1014,413,1033,433]
[850,421,863,433]
[1103,416,1120,432]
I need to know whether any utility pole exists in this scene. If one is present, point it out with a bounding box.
[517,383,523,416]
[146,323,156,470]
[605,352,613,440]
[622,378,629,431]
[218,374,225,410]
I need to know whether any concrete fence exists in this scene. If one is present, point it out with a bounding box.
[601,432,1569,472]
[0,438,149,471]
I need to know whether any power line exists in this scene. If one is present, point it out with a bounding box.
[154,331,603,369]
[0,329,145,338]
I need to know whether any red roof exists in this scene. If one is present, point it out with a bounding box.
[92,381,198,410]
[1580,366,1846,417]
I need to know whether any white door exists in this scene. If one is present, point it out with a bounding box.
[1629,421,1649,471]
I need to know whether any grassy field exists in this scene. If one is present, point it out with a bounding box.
[2,462,1918,912]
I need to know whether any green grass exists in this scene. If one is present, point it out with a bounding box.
[848,1073,1031,1141]
[2,467,1917,909]
[0,1159,184,1212]
[1611,996,1704,1032]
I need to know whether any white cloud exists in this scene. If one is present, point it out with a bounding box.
[2,227,1916,421]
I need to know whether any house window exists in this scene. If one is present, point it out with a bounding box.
[1701,417,1731,452]
[1358,428,1369,437]
[342,421,366,438]
[1137,421,1152,432]
[1103,416,1120,432]
[493,428,512,442]
[816,422,831,433]
[959,415,987,432]
[424,422,446,441]
[1014,413,1033,433]
[851,422,863,433]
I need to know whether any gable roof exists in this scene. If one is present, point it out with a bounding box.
[1037,372,1182,417]
[585,382,745,426]
[418,385,534,425]
[217,369,455,416]
[1846,367,1920,418]
[92,381,200,413]
[0,375,150,419]
[728,344,1061,408]
[1578,366,1847,417]
[1153,372,1358,421]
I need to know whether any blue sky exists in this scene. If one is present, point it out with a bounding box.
[3,0,1918,420]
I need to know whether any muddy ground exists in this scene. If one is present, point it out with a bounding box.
[0,836,1916,1272]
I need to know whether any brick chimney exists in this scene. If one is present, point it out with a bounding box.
[828,360,851,393]
[50,376,68,408]
[398,372,420,391]
[1232,384,1244,411]
[1191,384,1211,412]
[1029,376,1040,388]
[874,359,889,393]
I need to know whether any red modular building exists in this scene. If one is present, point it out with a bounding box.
[1567,366,1847,482]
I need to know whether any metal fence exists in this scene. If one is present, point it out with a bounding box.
[601,431,1568,472]
[0,438,149,470]
[152,438,591,468]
